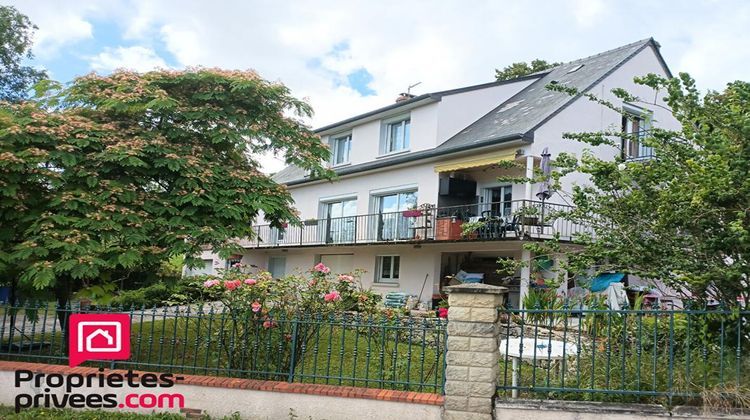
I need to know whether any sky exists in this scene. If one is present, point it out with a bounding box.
[7,0,750,173]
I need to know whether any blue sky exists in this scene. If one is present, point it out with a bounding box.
[7,0,750,171]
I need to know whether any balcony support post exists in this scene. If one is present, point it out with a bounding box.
[524,155,534,201]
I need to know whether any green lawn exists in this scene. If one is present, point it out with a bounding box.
[0,406,183,420]
[1,312,446,394]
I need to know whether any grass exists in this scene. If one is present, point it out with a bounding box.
[0,309,446,394]
[0,405,183,419]
[495,313,750,408]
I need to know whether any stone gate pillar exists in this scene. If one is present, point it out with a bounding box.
[443,283,507,420]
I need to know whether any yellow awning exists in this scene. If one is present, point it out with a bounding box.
[434,149,517,173]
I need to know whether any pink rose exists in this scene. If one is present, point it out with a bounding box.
[251,301,262,313]
[263,319,276,329]
[313,262,330,274]
[338,274,354,282]
[203,280,220,288]
[224,280,241,290]
[244,278,257,285]
[324,291,341,302]
[437,307,448,319]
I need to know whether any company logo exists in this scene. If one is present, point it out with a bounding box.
[69,314,130,367]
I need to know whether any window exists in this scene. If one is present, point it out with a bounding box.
[375,190,417,240]
[382,117,410,154]
[330,133,351,166]
[483,185,513,218]
[376,255,400,283]
[622,104,653,160]
[225,255,242,269]
[322,198,357,243]
[268,256,286,279]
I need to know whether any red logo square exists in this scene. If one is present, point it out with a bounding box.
[69,313,130,367]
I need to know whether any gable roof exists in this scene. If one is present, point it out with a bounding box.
[274,38,670,185]
[435,38,667,152]
[314,73,544,135]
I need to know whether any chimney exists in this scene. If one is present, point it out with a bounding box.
[395,92,415,103]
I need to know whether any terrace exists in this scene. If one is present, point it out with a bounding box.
[245,199,588,248]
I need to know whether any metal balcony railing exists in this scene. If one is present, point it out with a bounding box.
[247,200,589,248]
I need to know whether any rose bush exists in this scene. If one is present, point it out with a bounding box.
[198,264,381,318]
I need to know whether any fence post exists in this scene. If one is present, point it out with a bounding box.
[443,283,507,420]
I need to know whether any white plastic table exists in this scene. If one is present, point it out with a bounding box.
[499,337,578,398]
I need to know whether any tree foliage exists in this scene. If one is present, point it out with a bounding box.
[0,69,331,298]
[529,73,750,306]
[0,5,47,102]
[495,59,560,81]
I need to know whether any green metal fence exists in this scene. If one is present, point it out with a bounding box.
[497,306,750,406]
[0,302,447,393]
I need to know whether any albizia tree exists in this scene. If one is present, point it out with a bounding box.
[0,69,331,308]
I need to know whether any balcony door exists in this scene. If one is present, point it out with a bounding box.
[377,191,417,240]
[483,186,513,218]
[324,199,357,243]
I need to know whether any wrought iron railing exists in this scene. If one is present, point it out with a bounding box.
[249,199,587,248]
[0,302,447,393]
[497,306,750,406]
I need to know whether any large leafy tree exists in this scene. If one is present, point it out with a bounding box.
[526,74,750,306]
[495,59,560,81]
[0,5,47,102]
[0,69,331,310]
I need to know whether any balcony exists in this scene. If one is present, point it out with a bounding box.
[245,200,589,249]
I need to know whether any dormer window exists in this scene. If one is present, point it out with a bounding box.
[330,133,351,166]
[381,115,410,155]
[621,104,653,160]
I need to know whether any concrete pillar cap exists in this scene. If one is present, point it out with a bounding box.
[444,283,508,295]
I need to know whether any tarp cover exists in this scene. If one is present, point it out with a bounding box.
[589,272,625,292]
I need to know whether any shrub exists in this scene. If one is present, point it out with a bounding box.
[111,283,173,309]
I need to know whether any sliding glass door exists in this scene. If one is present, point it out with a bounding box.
[324,199,357,243]
[377,191,417,240]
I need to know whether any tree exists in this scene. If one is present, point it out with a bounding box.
[495,59,560,81]
[519,74,750,306]
[0,69,332,314]
[0,5,47,102]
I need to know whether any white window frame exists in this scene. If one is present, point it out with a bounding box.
[622,103,654,160]
[329,132,352,166]
[481,184,513,218]
[375,255,401,283]
[380,114,411,155]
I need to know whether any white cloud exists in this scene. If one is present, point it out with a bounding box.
[8,0,750,173]
[33,13,94,58]
[88,46,169,72]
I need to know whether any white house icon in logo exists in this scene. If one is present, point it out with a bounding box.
[77,321,122,352]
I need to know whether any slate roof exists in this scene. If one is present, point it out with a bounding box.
[273,38,670,185]
[435,38,667,153]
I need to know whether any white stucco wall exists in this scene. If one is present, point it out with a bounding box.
[320,79,533,168]
[530,46,679,205]
[287,161,440,219]
[0,370,441,420]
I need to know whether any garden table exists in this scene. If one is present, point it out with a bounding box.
[499,337,577,398]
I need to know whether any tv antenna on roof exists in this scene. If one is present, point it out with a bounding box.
[407,82,422,95]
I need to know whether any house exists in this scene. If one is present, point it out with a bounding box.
[193,38,678,309]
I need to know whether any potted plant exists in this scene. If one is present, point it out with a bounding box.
[460,220,486,239]
[303,218,318,226]
[518,205,541,225]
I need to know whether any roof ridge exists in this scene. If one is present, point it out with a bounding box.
[562,37,654,67]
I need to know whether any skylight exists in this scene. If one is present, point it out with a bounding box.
[567,64,584,73]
